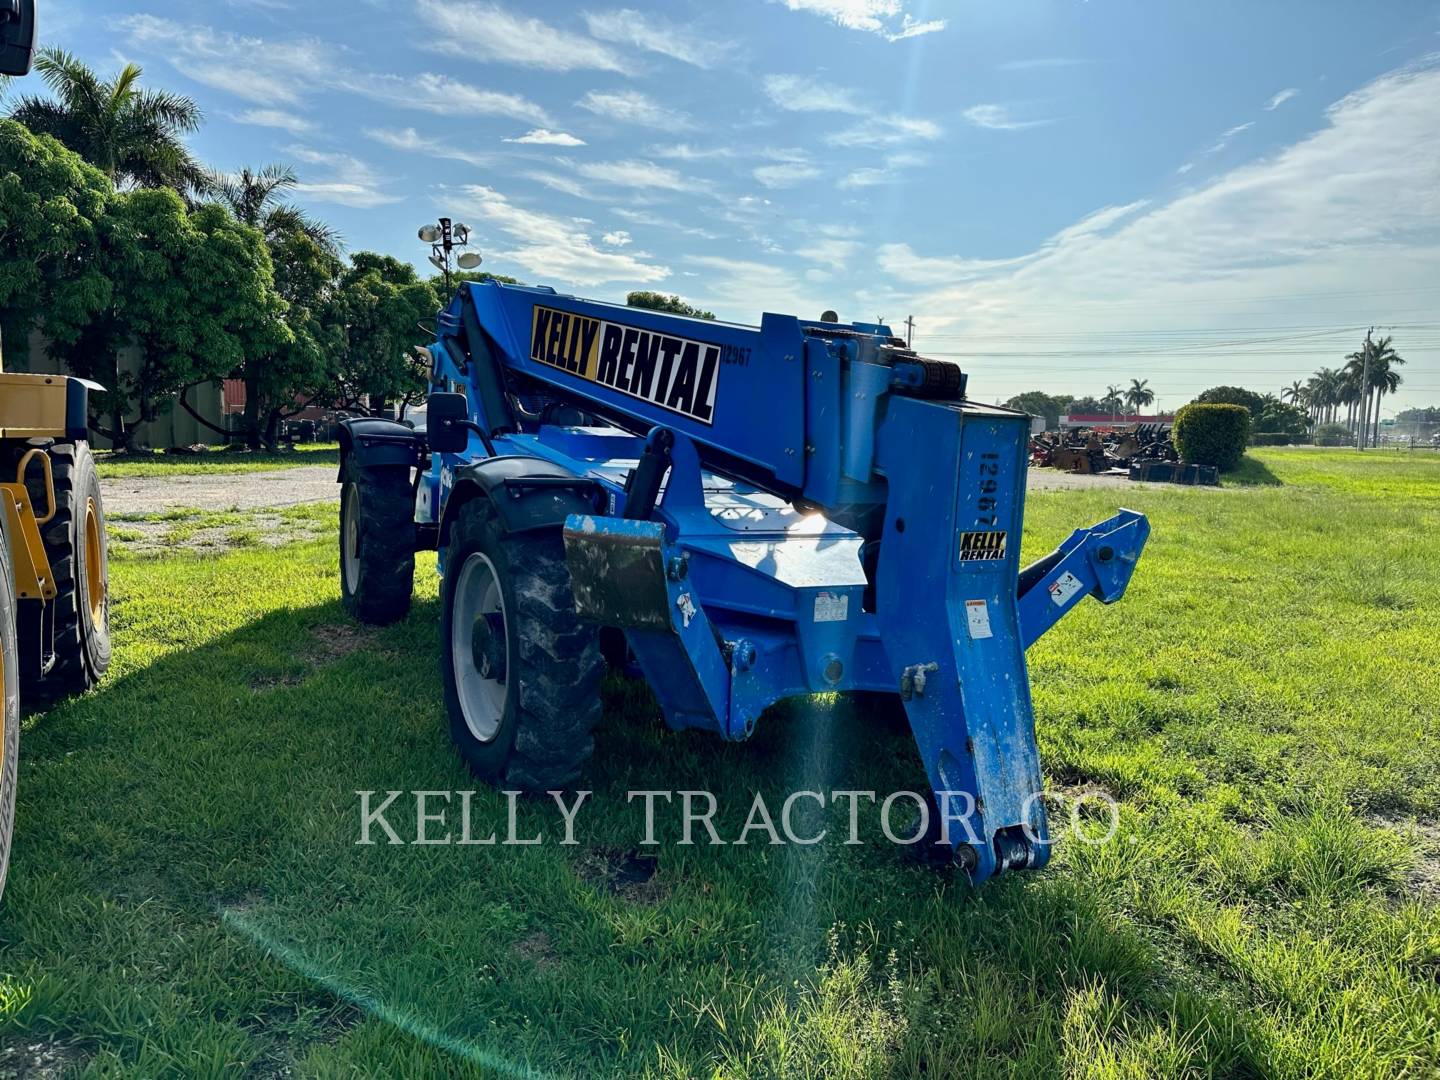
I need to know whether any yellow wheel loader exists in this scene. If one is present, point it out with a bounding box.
[0,0,112,900]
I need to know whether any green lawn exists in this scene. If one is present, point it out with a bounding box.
[0,448,1436,1077]
[95,444,339,479]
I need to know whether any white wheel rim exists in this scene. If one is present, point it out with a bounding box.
[342,485,361,592]
[451,552,508,742]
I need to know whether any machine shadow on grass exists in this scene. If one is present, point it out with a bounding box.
[3,598,1265,1076]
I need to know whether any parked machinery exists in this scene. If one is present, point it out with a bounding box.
[337,282,1150,883]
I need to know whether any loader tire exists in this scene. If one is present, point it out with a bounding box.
[22,442,110,703]
[339,457,414,625]
[441,498,603,791]
[0,522,19,901]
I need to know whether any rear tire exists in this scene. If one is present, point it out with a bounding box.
[0,519,20,901]
[440,499,603,791]
[21,441,110,703]
[339,456,415,625]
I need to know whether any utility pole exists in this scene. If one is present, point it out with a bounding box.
[904,315,915,348]
[1357,326,1372,452]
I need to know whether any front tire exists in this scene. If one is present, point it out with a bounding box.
[21,441,110,703]
[440,499,603,791]
[0,519,20,901]
[339,457,415,625]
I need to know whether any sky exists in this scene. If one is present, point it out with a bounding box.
[34,0,1440,414]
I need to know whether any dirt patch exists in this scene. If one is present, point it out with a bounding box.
[0,1037,88,1079]
[241,1001,364,1078]
[102,466,338,516]
[307,623,377,664]
[1375,816,1440,901]
[575,848,665,905]
[511,931,559,972]
[107,508,330,556]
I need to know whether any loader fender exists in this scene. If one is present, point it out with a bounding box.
[441,457,603,546]
[336,417,423,481]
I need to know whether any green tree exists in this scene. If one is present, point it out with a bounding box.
[626,291,715,320]
[0,119,112,363]
[208,163,344,448]
[9,49,207,196]
[1101,385,1124,420]
[1003,390,1074,430]
[56,189,289,448]
[1192,385,1266,417]
[428,269,520,297]
[210,163,340,254]
[1124,378,1155,413]
[325,253,440,416]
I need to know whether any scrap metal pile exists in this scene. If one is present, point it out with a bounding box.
[1029,425,1218,485]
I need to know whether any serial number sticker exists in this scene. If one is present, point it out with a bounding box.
[1048,571,1084,607]
[530,304,721,425]
[813,591,849,623]
[965,599,993,639]
[958,530,1008,562]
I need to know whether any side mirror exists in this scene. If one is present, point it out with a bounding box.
[0,0,37,77]
[426,392,471,453]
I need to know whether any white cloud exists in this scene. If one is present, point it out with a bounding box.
[754,161,823,188]
[504,128,587,146]
[454,184,668,287]
[350,74,553,125]
[575,160,694,191]
[650,143,736,160]
[1205,121,1254,155]
[794,238,861,262]
[838,166,895,188]
[364,128,491,167]
[415,0,625,71]
[827,114,941,146]
[763,74,866,114]
[683,254,830,321]
[876,61,1440,406]
[886,14,946,41]
[527,171,597,199]
[583,9,733,68]
[770,0,946,41]
[1265,88,1300,110]
[577,89,692,130]
[232,108,313,134]
[116,14,326,106]
[602,230,632,246]
[116,15,552,124]
[962,104,1053,131]
[286,145,401,208]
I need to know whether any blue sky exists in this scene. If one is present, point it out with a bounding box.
[38,0,1440,412]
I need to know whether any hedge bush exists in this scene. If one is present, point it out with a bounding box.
[1173,403,1251,470]
[1250,432,1297,446]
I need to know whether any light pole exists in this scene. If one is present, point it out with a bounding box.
[418,217,483,294]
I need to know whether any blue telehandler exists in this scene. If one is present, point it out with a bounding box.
[337,279,1149,883]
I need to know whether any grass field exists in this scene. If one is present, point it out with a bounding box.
[0,448,1436,1077]
[95,444,339,479]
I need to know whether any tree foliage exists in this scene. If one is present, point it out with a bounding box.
[57,189,288,445]
[626,291,715,320]
[0,119,112,358]
[325,253,440,414]
[10,49,207,196]
[1173,403,1251,470]
[1192,385,1268,417]
[1003,391,1074,430]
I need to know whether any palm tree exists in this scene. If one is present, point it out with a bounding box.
[1102,385,1123,422]
[210,164,341,254]
[1282,380,1306,407]
[1124,378,1155,416]
[1343,333,1406,447]
[1362,335,1404,447]
[9,49,208,195]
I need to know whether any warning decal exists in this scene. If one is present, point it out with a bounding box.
[965,599,993,639]
[1048,571,1084,608]
[530,304,719,425]
[958,530,1008,562]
